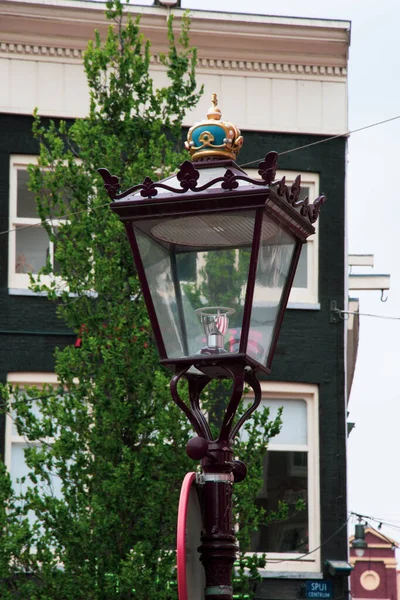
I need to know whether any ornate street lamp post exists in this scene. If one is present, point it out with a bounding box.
[99,95,325,600]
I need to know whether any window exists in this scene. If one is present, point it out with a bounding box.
[247,170,320,307]
[8,155,63,292]
[5,373,62,525]
[244,382,320,573]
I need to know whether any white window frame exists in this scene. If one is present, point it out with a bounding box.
[5,372,59,480]
[8,154,65,293]
[244,381,321,574]
[247,169,320,308]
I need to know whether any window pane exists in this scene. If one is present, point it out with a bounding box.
[299,186,310,202]
[251,451,308,553]
[264,398,307,445]
[17,169,38,218]
[292,186,309,289]
[241,398,307,445]
[16,226,49,274]
[293,244,308,288]
[11,442,62,526]
[53,241,62,275]
[11,401,43,437]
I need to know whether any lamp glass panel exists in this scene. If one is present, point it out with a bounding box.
[135,230,185,359]
[247,215,296,365]
[135,210,268,359]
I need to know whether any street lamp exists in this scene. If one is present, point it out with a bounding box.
[99,95,326,600]
[352,522,367,558]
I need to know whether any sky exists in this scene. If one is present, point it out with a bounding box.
[129,0,400,546]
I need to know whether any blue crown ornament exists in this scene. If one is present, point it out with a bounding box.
[185,93,244,161]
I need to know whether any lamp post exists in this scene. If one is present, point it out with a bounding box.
[98,95,326,600]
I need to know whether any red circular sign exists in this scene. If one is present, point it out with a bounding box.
[177,472,205,600]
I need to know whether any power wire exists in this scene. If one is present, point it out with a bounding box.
[0,201,110,237]
[264,515,351,563]
[351,511,400,538]
[339,310,400,321]
[240,113,400,168]
[0,113,399,239]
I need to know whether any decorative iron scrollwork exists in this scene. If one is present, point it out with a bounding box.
[176,160,200,191]
[221,169,239,191]
[289,174,301,204]
[140,176,157,198]
[273,168,326,224]
[97,168,120,200]
[98,152,326,225]
[300,194,327,224]
[258,151,278,184]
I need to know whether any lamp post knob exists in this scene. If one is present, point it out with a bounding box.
[186,436,209,460]
[232,460,247,482]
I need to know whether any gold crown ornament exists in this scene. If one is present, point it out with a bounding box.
[185,93,244,161]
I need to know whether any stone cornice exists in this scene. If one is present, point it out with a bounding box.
[350,557,397,567]
[0,41,347,78]
[0,0,350,70]
[0,41,83,59]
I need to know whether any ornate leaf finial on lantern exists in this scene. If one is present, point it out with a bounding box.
[185,93,244,161]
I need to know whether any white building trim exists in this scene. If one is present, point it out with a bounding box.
[0,0,350,134]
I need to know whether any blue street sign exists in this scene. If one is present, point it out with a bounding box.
[306,580,333,599]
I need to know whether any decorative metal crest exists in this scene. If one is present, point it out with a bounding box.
[97,168,120,200]
[97,151,327,224]
[275,171,327,224]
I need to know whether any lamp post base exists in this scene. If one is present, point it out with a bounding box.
[199,465,237,600]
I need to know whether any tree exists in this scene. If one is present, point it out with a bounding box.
[0,2,284,598]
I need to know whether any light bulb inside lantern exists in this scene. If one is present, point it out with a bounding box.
[195,306,235,353]
[355,548,365,557]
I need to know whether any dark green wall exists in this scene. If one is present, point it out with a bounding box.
[0,114,76,459]
[240,130,348,594]
[0,114,348,591]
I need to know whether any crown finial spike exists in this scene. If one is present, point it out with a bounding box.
[185,91,243,161]
[207,93,222,120]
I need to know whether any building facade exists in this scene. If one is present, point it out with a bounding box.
[0,1,351,598]
[350,528,399,600]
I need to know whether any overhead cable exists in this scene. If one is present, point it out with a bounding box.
[0,112,400,238]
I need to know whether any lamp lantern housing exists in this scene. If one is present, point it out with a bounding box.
[99,97,325,379]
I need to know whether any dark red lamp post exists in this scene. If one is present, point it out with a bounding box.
[99,95,325,600]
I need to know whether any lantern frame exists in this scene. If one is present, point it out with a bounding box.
[99,152,325,378]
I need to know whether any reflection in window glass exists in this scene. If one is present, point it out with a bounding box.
[248,222,295,366]
[135,211,255,359]
[16,226,49,273]
[11,161,63,285]
[262,399,307,445]
[9,392,63,529]
[293,245,308,288]
[292,185,309,290]
[17,169,37,218]
[251,451,308,553]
